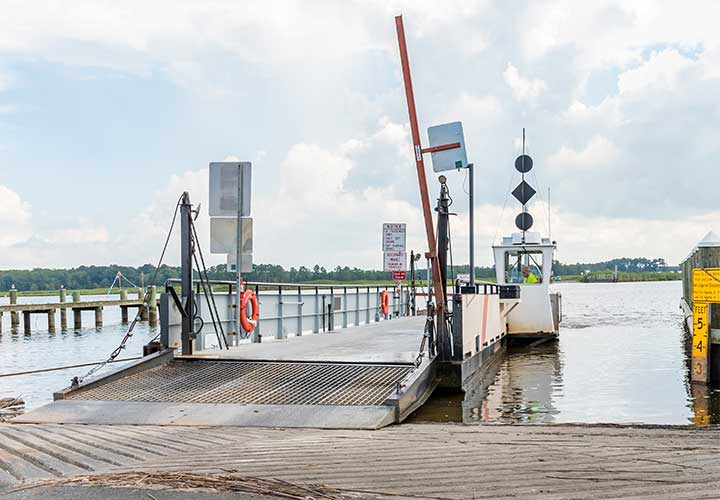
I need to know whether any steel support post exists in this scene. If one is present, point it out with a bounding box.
[180,192,194,356]
[436,181,451,362]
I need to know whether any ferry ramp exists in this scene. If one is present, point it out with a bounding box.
[16,316,437,429]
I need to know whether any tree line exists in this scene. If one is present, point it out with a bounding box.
[0,257,678,291]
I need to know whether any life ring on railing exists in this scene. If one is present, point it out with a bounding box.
[380,290,390,316]
[240,289,259,332]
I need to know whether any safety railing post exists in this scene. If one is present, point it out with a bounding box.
[366,287,371,324]
[355,287,360,326]
[314,286,320,333]
[252,283,261,343]
[343,287,348,328]
[296,286,303,337]
[329,287,335,331]
[277,286,284,339]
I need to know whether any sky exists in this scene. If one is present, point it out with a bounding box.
[0,0,718,270]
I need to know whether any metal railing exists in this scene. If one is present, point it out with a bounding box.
[163,279,413,348]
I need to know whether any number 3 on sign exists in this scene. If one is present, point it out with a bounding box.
[691,303,709,383]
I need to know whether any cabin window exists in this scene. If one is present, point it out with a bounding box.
[504,250,543,284]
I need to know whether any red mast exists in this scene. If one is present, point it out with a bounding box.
[395,15,446,311]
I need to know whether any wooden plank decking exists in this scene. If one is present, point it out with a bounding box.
[1,422,720,499]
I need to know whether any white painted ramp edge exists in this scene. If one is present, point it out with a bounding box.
[14,400,397,430]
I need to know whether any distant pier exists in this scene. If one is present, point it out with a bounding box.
[0,287,158,333]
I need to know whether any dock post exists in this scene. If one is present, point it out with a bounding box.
[343,287,348,328]
[149,285,157,326]
[59,287,67,329]
[0,312,2,333]
[23,311,31,334]
[137,288,144,300]
[48,309,56,333]
[140,287,149,321]
[120,289,128,323]
[72,291,82,329]
[95,306,103,328]
[9,286,18,329]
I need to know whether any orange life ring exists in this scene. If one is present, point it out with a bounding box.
[240,289,259,332]
[381,290,390,315]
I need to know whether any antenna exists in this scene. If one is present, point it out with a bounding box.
[548,187,551,240]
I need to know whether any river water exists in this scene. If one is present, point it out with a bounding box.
[0,282,715,425]
[411,280,718,425]
[0,294,157,409]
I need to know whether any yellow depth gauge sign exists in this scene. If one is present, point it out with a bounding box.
[691,268,720,384]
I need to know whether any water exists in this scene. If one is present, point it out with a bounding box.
[0,294,157,409]
[411,280,720,425]
[1,282,716,425]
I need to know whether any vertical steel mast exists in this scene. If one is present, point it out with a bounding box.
[395,15,446,313]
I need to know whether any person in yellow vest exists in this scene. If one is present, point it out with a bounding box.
[522,265,538,284]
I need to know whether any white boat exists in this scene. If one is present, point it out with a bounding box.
[493,231,561,341]
[491,132,561,342]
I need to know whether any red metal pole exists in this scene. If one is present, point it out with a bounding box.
[395,15,446,311]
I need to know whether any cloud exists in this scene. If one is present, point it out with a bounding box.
[0,1,720,270]
[0,185,31,246]
[503,63,547,104]
[547,136,620,170]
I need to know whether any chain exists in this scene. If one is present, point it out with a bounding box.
[72,195,184,387]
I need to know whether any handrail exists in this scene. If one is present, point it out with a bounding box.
[165,278,402,290]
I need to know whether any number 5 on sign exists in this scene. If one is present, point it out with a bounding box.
[691,303,710,383]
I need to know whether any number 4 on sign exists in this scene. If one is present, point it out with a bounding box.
[691,303,710,384]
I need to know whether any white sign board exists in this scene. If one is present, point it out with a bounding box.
[427,121,468,172]
[209,162,252,217]
[210,217,253,254]
[383,251,407,272]
[227,253,253,273]
[382,223,406,251]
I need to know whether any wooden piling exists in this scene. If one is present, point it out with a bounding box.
[59,288,67,329]
[48,309,56,333]
[140,287,149,321]
[95,307,103,328]
[681,233,720,385]
[9,287,18,328]
[73,291,82,329]
[149,285,157,326]
[120,289,129,323]
[23,311,31,334]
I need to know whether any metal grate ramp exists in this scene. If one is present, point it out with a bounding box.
[67,360,414,406]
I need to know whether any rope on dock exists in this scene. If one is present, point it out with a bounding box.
[0,357,141,378]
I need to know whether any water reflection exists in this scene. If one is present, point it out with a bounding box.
[412,281,717,425]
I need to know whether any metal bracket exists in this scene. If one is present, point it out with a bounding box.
[166,285,188,319]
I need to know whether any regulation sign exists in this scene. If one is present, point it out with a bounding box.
[391,271,407,281]
[382,223,406,251]
[692,268,720,303]
[383,251,407,272]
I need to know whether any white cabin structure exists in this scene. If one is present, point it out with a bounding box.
[493,231,561,339]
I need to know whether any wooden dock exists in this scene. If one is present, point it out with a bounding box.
[0,288,158,333]
[1,422,720,499]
